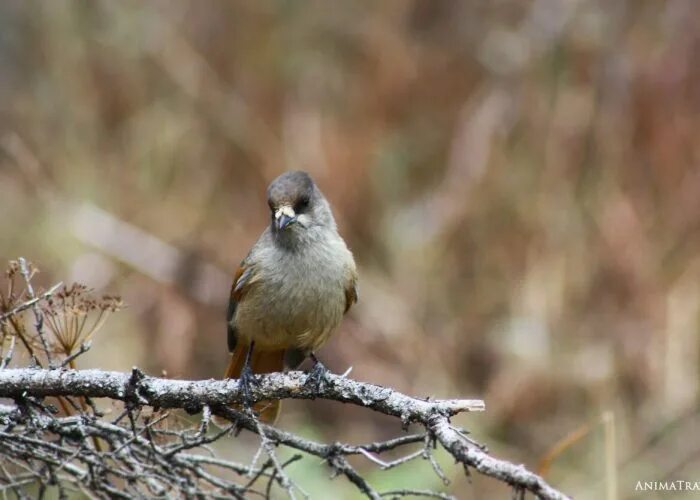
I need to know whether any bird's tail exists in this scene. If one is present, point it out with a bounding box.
[224,343,284,424]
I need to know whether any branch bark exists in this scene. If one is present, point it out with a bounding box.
[0,368,568,499]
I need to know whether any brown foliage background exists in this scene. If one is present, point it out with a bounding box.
[1,1,699,497]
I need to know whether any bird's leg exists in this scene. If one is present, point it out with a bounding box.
[240,341,258,409]
[306,352,330,393]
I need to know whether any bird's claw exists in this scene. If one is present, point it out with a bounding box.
[239,364,260,409]
[306,360,330,394]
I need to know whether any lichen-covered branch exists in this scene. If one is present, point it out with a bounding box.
[0,367,484,421]
[0,367,568,499]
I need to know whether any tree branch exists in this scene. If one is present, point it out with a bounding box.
[0,368,568,499]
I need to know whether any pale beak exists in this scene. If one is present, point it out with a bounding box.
[275,205,297,230]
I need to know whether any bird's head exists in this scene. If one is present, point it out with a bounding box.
[266,171,335,243]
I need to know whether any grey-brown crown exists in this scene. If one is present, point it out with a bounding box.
[267,171,317,212]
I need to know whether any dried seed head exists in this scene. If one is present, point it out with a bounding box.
[6,261,20,279]
[100,296,124,313]
[40,283,123,356]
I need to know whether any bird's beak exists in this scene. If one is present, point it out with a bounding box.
[275,205,297,230]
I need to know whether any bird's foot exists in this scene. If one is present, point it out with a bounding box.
[239,364,260,410]
[305,355,330,394]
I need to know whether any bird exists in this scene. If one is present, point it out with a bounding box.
[224,171,358,423]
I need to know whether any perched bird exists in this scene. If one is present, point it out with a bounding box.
[224,171,358,423]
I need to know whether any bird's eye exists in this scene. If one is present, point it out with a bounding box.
[295,196,310,212]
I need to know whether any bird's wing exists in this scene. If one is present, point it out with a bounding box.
[227,260,256,352]
[344,268,359,314]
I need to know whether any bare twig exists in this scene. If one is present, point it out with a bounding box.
[17,258,53,368]
[429,417,568,500]
[380,489,455,499]
[0,282,63,323]
[58,342,92,369]
[0,335,17,370]
[0,368,485,420]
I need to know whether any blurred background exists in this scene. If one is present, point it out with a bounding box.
[1,1,699,498]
